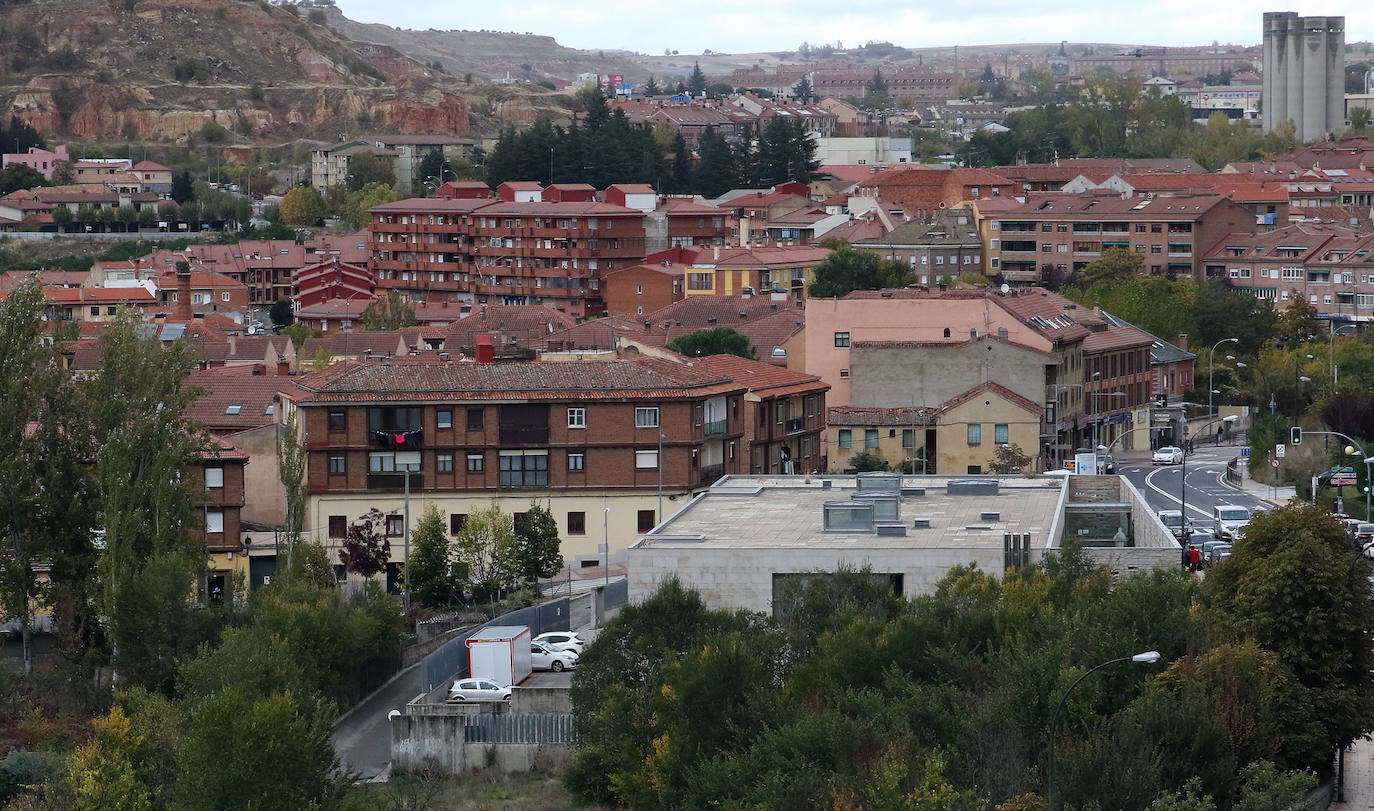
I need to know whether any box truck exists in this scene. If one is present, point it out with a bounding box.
[465,625,533,686]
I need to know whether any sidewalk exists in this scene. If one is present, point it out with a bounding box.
[1334,736,1374,807]
[1232,474,1297,506]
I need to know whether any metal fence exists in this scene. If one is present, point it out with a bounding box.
[463,713,574,744]
[420,597,572,692]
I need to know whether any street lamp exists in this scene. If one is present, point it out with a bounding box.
[1208,337,1238,420]
[603,507,611,586]
[1048,650,1162,810]
[1089,391,1125,450]
[396,450,421,616]
[658,431,666,524]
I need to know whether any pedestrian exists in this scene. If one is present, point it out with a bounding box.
[1188,545,1202,572]
[1181,540,1190,569]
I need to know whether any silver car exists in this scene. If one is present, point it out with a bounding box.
[1152,446,1184,465]
[447,678,512,702]
[531,642,578,672]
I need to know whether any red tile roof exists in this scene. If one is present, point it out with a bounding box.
[689,353,828,397]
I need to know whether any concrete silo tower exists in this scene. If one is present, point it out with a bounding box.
[1262,11,1344,142]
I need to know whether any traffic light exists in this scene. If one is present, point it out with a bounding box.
[1291,426,1302,445]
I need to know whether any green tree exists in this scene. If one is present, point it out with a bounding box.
[865,69,889,107]
[360,290,418,330]
[644,75,660,96]
[277,409,307,571]
[513,501,563,591]
[748,116,819,186]
[416,148,456,187]
[1082,245,1144,286]
[345,150,395,191]
[1202,503,1374,772]
[269,299,294,327]
[666,327,756,359]
[51,205,72,231]
[277,185,325,226]
[454,503,518,601]
[692,127,739,197]
[116,204,137,232]
[170,170,194,204]
[847,450,888,471]
[0,163,45,195]
[793,76,813,102]
[808,243,912,298]
[408,504,457,608]
[1351,106,1372,134]
[988,442,1033,474]
[340,181,402,230]
[688,61,707,96]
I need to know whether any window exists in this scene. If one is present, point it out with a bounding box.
[568,451,585,470]
[635,449,659,469]
[205,510,224,534]
[450,513,466,534]
[328,410,346,431]
[995,424,1009,445]
[567,407,586,428]
[838,429,852,448]
[635,407,659,428]
[638,509,657,532]
[902,429,915,448]
[437,409,453,429]
[221,291,231,302]
[839,368,849,378]
[467,453,484,472]
[834,331,850,348]
[466,408,484,431]
[204,467,224,489]
[369,406,420,433]
[369,452,396,472]
[90,306,100,317]
[386,514,404,536]
[224,403,242,416]
[328,455,345,475]
[864,429,879,448]
[437,453,454,473]
[967,424,982,445]
[328,515,346,538]
[567,511,586,535]
[499,450,549,486]
[967,465,983,474]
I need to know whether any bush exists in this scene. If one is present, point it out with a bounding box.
[172,56,210,83]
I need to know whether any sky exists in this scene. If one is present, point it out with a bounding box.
[332,1,1374,56]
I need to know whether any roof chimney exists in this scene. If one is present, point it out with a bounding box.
[174,260,192,322]
[277,360,291,376]
[1176,333,1188,350]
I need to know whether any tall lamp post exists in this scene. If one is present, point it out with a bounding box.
[1208,337,1238,420]
[1047,650,1162,810]
[1089,391,1125,452]
[396,450,421,616]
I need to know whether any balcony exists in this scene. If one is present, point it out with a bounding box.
[700,463,725,485]
[498,424,549,445]
[704,418,728,436]
[370,428,423,449]
[785,417,804,434]
[367,472,423,491]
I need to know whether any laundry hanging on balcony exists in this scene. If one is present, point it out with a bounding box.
[374,428,423,448]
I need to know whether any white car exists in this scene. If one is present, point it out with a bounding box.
[1152,446,1184,465]
[531,642,578,672]
[447,678,512,702]
[1213,505,1251,540]
[533,631,587,654]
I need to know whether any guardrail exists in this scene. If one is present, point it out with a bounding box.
[1225,457,1241,486]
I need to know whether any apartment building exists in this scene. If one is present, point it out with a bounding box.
[293,355,749,566]
[851,210,984,281]
[684,245,831,298]
[690,354,829,475]
[1199,222,1374,320]
[993,192,1257,284]
[367,194,649,318]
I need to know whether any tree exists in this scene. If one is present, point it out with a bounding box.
[644,75,661,97]
[864,69,890,107]
[793,76,813,102]
[408,504,457,608]
[247,165,276,197]
[170,170,194,204]
[277,185,325,226]
[1202,503,1374,772]
[360,290,418,330]
[116,205,137,232]
[339,508,390,578]
[340,181,402,229]
[416,149,455,188]
[847,450,888,472]
[345,150,395,191]
[749,117,819,186]
[269,299,294,327]
[0,163,45,195]
[808,243,912,298]
[988,443,1033,474]
[666,327,756,359]
[1082,245,1143,286]
[51,205,72,231]
[1274,294,1321,346]
[1351,106,1372,134]
[692,127,738,197]
[513,502,563,590]
[277,409,307,571]
[454,503,519,600]
[688,62,707,96]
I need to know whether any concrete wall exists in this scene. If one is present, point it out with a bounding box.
[849,336,1050,411]
[512,687,572,714]
[228,423,286,525]
[390,714,570,775]
[936,391,1043,475]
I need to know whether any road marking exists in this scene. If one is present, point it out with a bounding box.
[1143,465,1214,519]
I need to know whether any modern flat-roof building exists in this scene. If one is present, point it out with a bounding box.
[627,472,1178,613]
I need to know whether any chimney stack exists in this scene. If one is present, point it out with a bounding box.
[174,260,192,322]
[1176,333,1188,350]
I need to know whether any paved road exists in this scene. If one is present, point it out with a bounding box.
[1118,445,1272,534]
[331,661,424,781]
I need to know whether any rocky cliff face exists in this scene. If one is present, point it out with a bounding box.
[0,0,478,142]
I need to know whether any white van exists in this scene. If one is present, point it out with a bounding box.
[1213,505,1251,540]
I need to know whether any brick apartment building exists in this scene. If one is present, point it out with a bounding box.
[691,354,830,475]
[293,355,750,569]
[367,189,650,318]
[993,192,1258,285]
[1199,222,1374,320]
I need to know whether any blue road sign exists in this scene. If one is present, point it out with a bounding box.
[1240,447,1251,458]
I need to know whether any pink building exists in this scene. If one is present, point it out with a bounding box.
[2,145,69,180]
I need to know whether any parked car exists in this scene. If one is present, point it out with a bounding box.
[1357,523,1374,547]
[1152,446,1184,465]
[530,642,578,672]
[533,632,587,653]
[447,678,512,702]
[1213,505,1252,540]
[1202,540,1233,566]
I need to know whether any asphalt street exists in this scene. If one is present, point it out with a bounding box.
[1117,445,1272,533]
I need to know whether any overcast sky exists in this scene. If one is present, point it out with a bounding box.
[332,1,1373,55]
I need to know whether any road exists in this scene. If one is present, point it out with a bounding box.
[1117,445,1273,535]
[331,661,424,781]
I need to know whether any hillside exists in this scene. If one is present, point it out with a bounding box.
[0,0,484,142]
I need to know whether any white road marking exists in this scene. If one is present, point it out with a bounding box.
[1143,465,1215,519]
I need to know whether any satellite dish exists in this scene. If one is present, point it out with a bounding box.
[1000,283,1010,294]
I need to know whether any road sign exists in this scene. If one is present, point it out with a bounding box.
[1240,447,1251,458]
[1270,458,1280,469]
[1275,443,1286,458]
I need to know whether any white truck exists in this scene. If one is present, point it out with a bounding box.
[465,625,533,686]
[1213,505,1252,540]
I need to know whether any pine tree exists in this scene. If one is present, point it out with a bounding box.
[689,62,707,96]
[793,76,813,102]
[513,502,563,593]
[408,505,455,608]
[693,128,738,198]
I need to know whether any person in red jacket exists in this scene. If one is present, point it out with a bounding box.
[1187,545,1202,572]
